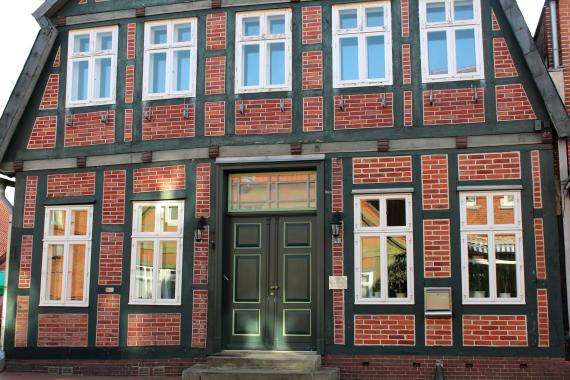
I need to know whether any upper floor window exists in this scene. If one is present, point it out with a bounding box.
[143,19,198,100]
[332,2,392,88]
[40,206,93,307]
[460,192,525,304]
[67,27,118,107]
[419,0,483,82]
[235,10,292,93]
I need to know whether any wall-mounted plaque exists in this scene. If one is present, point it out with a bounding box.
[329,276,347,290]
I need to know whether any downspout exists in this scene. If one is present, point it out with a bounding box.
[0,180,13,355]
[551,0,561,69]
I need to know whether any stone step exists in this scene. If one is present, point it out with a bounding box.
[207,351,321,371]
[182,364,339,380]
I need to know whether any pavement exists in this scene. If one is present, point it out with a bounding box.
[0,374,173,379]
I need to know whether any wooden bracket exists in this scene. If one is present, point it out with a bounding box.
[456,136,468,149]
[208,145,220,159]
[377,139,389,152]
[76,156,87,169]
[135,7,146,17]
[291,142,302,155]
[13,161,23,173]
[211,0,222,8]
[142,151,153,164]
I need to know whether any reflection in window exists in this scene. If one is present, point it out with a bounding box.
[467,234,489,298]
[360,236,381,299]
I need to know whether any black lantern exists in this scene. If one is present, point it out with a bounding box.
[331,212,343,243]
[194,217,208,241]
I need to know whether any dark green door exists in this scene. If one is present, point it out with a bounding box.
[223,215,316,351]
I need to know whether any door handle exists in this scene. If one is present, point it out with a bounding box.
[269,285,280,296]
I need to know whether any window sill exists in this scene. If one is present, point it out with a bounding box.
[39,302,89,307]
[142,93,195,102]
[66,99,116,109]
[421,74,484,84]
[355,299,414,305]
[333,80,393,89]
[462,299,525,306]
[128,301,182,306]
[235,86,292,94]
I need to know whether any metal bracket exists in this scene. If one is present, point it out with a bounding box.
[381,93,387,108]
[183,100,192,119]
[471,85,479,103]
[279,98,286,112]
[144,108,152,121]
[239,100,246,114]
[339,95,345,111]
[65,113,74,127]
[429,90,434,106]
[101,110,110,124]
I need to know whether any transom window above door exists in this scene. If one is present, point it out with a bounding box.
[143,19,198,100]
[229,172,316,212]
[235,10,292,93]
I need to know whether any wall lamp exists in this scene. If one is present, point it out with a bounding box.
[194,217,208,242]
[331,212,343,244]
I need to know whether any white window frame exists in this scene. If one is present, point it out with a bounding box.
[419,0,484,82]
[332,1,393,88]
[143,18,198,100]
[460,191,525,305]
[354,194,414,305]
[235,9,292,93]
[39,205,93,307]
[66,26,118,107]
[130,201,184,305]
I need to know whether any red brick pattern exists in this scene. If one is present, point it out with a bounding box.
[492,10,501,31]
[133,165,186,193]
[402,44,411,84]
[302,51,323,90]
[28,116,57,150]
[354,315,415,346]
[142,104,195,140]
[38,314,88,347]
[96,294,120,347]
[53,46,61,67]
[47,172,96,197]
[127,23,136,59]
[458,152,521,181]
[401,0,409,37]
[425,318,452,346]
[423,89,485,125]
[463,315,528,347]
[334,93,394,130]
[493,38,518,78]
[535,218,546,280]
[496,84,536,121]
[531,150,542,209]
[23,176,38,229]
[303,96,323,132]
[125,65,134,103]
[14,296,29,347]
[127,313,181,346]
[102,170,126,224]
[99,232,123,286]
[353,156,412,184]
[64,111,115,147]
[302,6,322,44]
[195,163,210,218]
[423,220,451,278]
[192,290,208,348]
[124,109,133,142]
[537,289,550,347]
[205,56,225,96]
[39,74,59,110]
[404,91,413,127]
[206,12,226,50]
[421,154,449,210]
[193,227,209,285]
[205,101,225,136]
[18,235,33,289]
[331,158,344,345]
[235,99,292,135]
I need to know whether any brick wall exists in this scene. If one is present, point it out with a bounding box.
[425,318,452,346]
[124,109,133,142]
[23,176,38,229]
[127,23,136,59]
[193,227,209,285]
[127,313,181,346]
[142,104,195,140]
[402,44,411,84]
[39,74,59,110]
[535,218,546,280]
[99,232,123,286]
[334,93,394,130]
[205,56,225,95]
[125,65,134,103]
[191,290,207,348]
[302,6,321,44]
[195,163,210,218]
[96,294,120,347]
[14,296,29,347]
[47,172,96,197]
[0,202,10,262]
[354,315,415,346]
[133,165,186,193]
[353,156,412,184]
[18,235,33,289]
[421,154,449,210]
[38,314,88,347]
[537,289,550,347]
[53,46,61,68]
[205,101,225,136]
[331,158,344,345]
[302,51,323,90]
[64,111,115,147]
[463,315,528,347]
[458,152,521,181]
[303,96,323,132]
[493,38,518,78]
[496,84,536,121]
[423,220,451,278]
[423,89,485,125]
[492,10,501,31]
[206,12,226,50]
[404,91,413,126]
[27,116,57,150]
[102,170,126,224]
[401,0,409,37]
[235,99,292,135]
[531,150,542,209]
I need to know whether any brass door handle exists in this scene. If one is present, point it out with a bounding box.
[269,285,280,296]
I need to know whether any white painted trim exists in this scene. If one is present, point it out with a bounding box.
[215,154,325,164]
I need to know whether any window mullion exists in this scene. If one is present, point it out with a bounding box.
[61,243,70,304]
[488,232,497,302]
[153,238,160,303]
[381,234,388,301]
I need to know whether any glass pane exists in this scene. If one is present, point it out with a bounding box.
[277,173,313,209]
[367,35,385,79]
[174,50,191,92]
[340,37,358,81]
[96,32,113,51]
[361,200,380,227]
[387,236,407,298]
[243,44,260,86]
[174,23,192,43]
[159,241,177,300]
[151,25,167,44]
[455,28,476,73]
[149,52,166,94]
[139,206,156,233]
[495,234,517,298]
[427,31,448,75]
[269,15,285,34]
[161,205,180,233]
[74,34,90,53]
[269,42,285,85]
[339,9,357,29]
[94,57,112,99]
[426,1,446,23]
[67,244,86,301]
[387,199,406,227]
[49,209,67,236]
[366,7,384,27]
[71,60,89,101]
[71,209,88,236]
[454,0,474,20]
[494,195,515,225]
[46,244,64,301]
[465,195,487,225]
[361,236,380,299]
[243,17,260,36]
[467,234,489,298]
[135,241,154,300]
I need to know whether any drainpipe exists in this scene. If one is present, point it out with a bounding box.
[0,178,14,357]
[558,139,570,344]
[551,0,561,69]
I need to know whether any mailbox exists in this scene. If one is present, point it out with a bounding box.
[424,287,452,317]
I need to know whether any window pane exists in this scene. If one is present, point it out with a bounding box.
[159,241,177,300]
[340,37,359,81]
[339,9,357,29]
[161,205,180,233]
[71,209,88,236]
[367,35,385,79]
[49,210,67,236]
[361,199,380,227]
[67,244,86,301]
[494,195,515,225]
[151,25,167,44]
[465,195,487,225]
[387,236,407,298]
[269,42,285,85]
[366,7,384,27]
[454,0,474,20]
[427,31,448,75]
[387,199,406,227]
[269,15,285,34]
[47,244,64,301]
[96,32,113,51]
[174,23,192,43]
[361,236,380,299]
[135,241,154,300]
[71,61,89,101]
[94,57,112,99]
[174,50,191,92]
[139,206,156,233]
[455,28,476,73]
[243,17,260,36]
[426,1,446,23]
[149,52,167,94]
[74,34,90,53]
[243,44,260,86]
[277,174,312,209]
[467,234,489,298]
[495,234,517,298]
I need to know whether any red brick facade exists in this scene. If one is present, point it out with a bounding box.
[463,315,528,347]
[402,44,411,84]
[124,108,133,142]
[38,314,88,347]
[206,12,226,50]
[96,294,120,347]
[496,84,536,121]
[458,152,521,181]
[205,56,226,96]
[353,156,412,184]
[133,165,186,193]
[195,163,210,218]
[354,315,415,346]
[142,104,195,140]
[14,296,29,348]
[493,37,518,78]
[193,227,209,285]
[18,236,32,289]
[425,318,452,346]
[126,23,136,59]
[401,0,409,37]
[302,6,322,44]
[127,313,181,346]
[334,93,394,130]
[204,101,225,136]
[64,111,115,147]
[423,88,485,125]
[404,90,413,126]
[421,154,449,210]
[125,65,134,103]
[102,170,126,225]
[535,218,546,280]
[492,10,501,31]
[47,172,96,197]
[303,96,323,132]
[235,99,292,135]
[98,232,123,286]
[531,150,542,209]
[27,116,57,150]
[191,290,208,348]
[39,74,59,110]
[423,219,451,278]
[52,46,61,67]
[23,176,38,229]
[537,289,550,348]
[302,51,323,90]
[331,158,344,345]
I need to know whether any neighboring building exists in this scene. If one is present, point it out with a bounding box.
[0,0,569,378]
